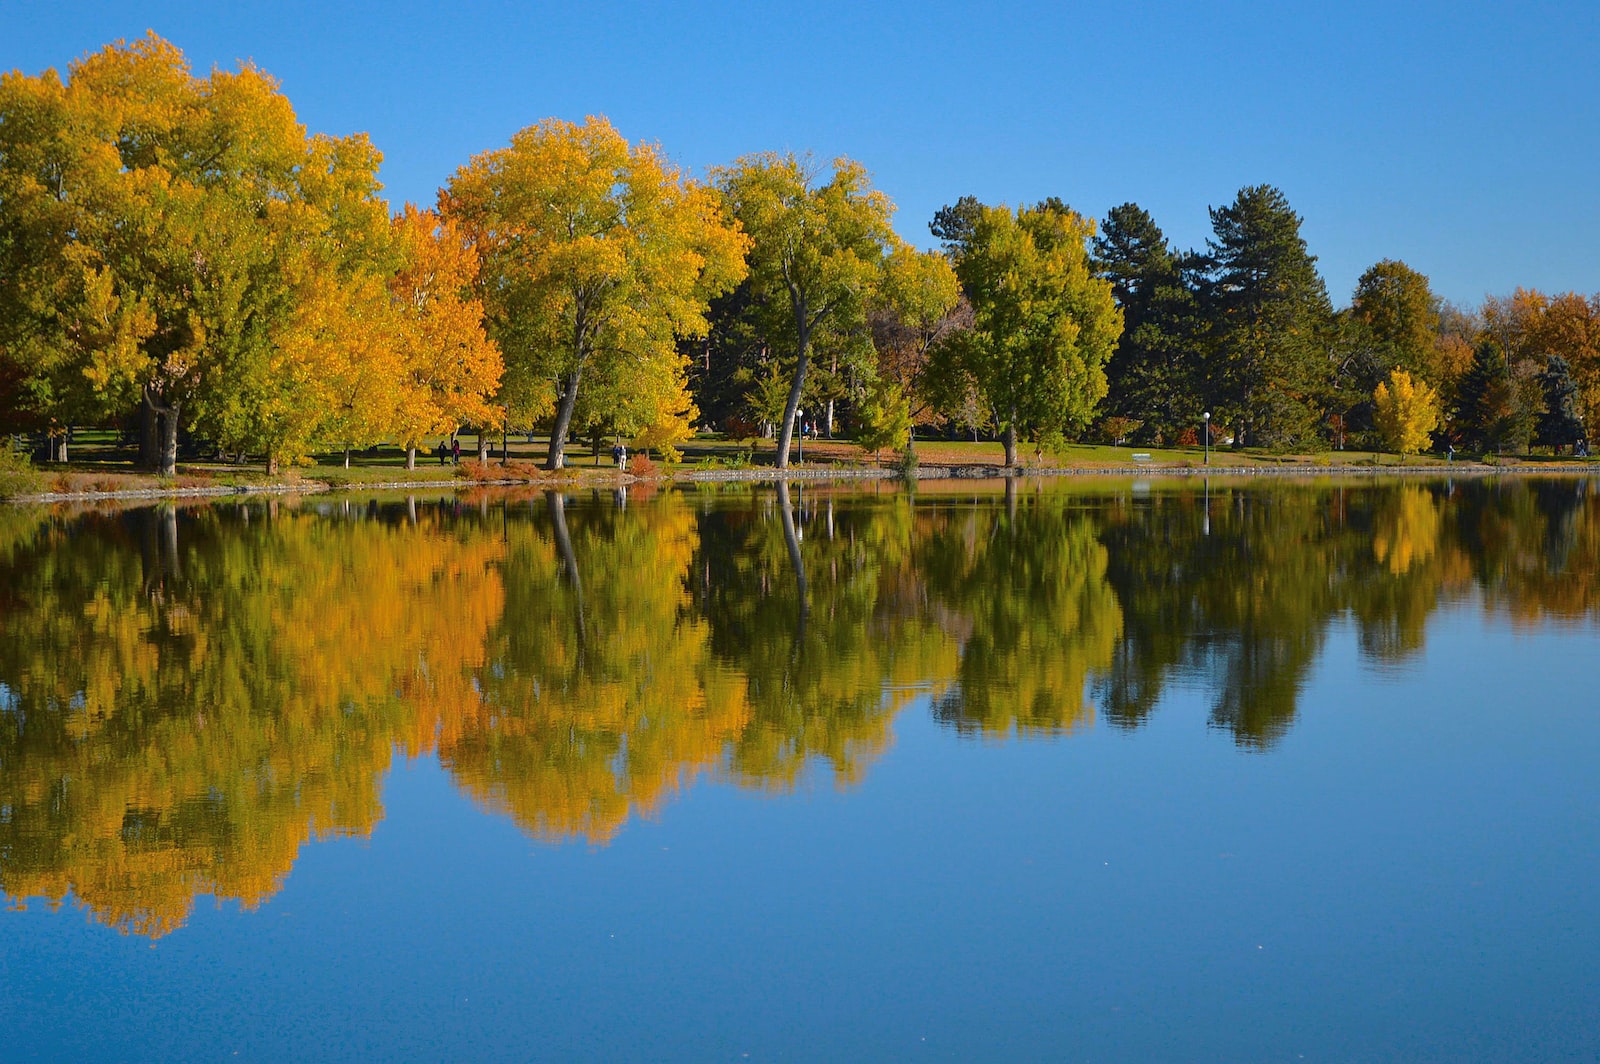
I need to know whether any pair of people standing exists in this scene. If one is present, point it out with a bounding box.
[435,439,461,465]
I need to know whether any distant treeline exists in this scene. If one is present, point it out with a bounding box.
[3,34,1596,473]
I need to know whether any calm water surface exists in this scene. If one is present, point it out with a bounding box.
[1,477,1597,1061]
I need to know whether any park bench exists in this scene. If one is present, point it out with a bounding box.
[1131,453,1153,464]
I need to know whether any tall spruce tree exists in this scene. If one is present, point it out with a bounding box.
[1456,341,1540,454]
[1093,203,1206,444]
[1204,185,1333,448]
[1536,355,1583,449]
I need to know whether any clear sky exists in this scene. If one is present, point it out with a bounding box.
[4,0,1596,307]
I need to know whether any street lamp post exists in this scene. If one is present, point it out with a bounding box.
[1202,411,1211,465]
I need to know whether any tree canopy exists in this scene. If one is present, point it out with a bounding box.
[936,200,1121,465]
[443,116,748,469]
[711,154,896,467]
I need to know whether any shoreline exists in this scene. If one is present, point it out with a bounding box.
[6,459,1594,505]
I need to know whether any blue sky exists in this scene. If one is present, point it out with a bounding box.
[4,0,1597,306]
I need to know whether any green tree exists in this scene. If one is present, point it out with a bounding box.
[937,201,1122,465]
[1455,341,1540,454]
[1348,260,1441,382]
[1328,260,1442,445]
[1204,185,1333,448]
[929,194,983,258]
[870,243,967,449]
[853,374,912,464]
[1535,355,1584,450]
[0,67,129,447]
[1092,203,1207,444]
[712,154,896,468]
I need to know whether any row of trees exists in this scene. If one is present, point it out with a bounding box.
[5,478,1599,933]
[0,35,754,473]
[5,35,1598,471]
[1085,195,1600,453]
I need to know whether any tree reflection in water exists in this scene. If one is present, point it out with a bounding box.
[0,476,1596,934]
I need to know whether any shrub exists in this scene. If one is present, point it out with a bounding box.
[459,459,544,482]
[1099,416,1143,445]
[627,454,657,477]
[896,447,919,478]
[0,442,42,498]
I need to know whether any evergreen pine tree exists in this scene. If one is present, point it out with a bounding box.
[1204,185,1333,448]
[1536,355,1584,450]
[1093,204,1207,444]
[1456,341,1541,454]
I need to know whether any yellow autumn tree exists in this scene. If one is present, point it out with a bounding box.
[388,205,503,469]
[1373,369,1440,460]
[14,34,397,474]
[623,359,699,462]
[442,116,749,469]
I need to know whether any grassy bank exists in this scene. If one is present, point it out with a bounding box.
[5,429,1594,503]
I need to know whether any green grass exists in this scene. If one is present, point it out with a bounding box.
[15,426,1596,500]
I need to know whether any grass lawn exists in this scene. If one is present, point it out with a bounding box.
[9,427,1593,499]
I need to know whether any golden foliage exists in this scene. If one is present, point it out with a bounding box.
[1373,369,1441,457]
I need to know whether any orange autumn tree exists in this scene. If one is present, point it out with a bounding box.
[388,205,503,469]
[1527,292,1600,430]
[279,270,404,469]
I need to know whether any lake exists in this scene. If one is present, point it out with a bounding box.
[1,476,1597,1061]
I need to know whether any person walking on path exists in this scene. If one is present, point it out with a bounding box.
[436,439,448,465]
[451,438,461,465]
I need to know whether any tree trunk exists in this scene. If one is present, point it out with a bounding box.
[547,369,582,470]
[344,446,351,469]
[406,446,416,471]
[162,505,181,579]
[826,397,835,438]
[776,327,811,469]
[548,490,586,651]
[266,454,279,476]
[159,399,179,477]
[478,430,488,463]
[140,392,160,470]
[141,385,179,475]
[776,480,808,642]
[1003,417,1018,468]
